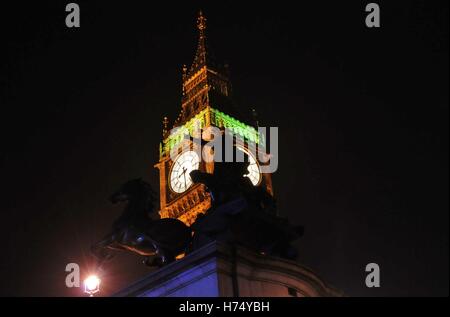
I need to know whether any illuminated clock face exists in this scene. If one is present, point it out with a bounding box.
[169,151,200,193]
[236,146,261,186]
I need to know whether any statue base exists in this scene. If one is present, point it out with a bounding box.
[114,242,341,297]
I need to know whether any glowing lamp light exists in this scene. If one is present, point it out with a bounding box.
[84,275,101,296]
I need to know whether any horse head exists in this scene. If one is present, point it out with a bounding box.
[110,178,154,206]
[110,178,156,230]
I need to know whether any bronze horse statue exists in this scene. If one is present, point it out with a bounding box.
[91,154,303,269]
[91,179,191,268]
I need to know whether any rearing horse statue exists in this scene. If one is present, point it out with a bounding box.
[91,178,191,269]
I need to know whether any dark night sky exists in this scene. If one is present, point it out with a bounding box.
[0,1,448,296]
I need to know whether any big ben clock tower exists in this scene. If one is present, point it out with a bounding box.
[117,11,340,298]
[155,11,274,226]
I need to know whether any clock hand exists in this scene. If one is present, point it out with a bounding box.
[177,167,187,179]
[182,167,187,188]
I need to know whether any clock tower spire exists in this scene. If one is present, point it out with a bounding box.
[192,10,207,69]
[155,12,273,226]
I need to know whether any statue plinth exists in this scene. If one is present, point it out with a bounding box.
[114,242,341,297]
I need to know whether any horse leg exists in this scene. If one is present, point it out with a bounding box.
[91,233,122,269]
[143,256,164,267]
[157,247,176,265]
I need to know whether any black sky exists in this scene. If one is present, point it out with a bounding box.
[0,1,448,296]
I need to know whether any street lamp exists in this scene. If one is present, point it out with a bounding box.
[84,275,100,296]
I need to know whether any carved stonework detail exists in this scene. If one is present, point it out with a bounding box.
[159,184,211,226]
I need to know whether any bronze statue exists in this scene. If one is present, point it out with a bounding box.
[91,179,191,269]
[91,159,303,270]
[189,159,303,260]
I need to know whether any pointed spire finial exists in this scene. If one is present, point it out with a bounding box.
[186,10,208,76]
[162,116,169,136]
[197,10,207,32]
[251,108,259,128]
